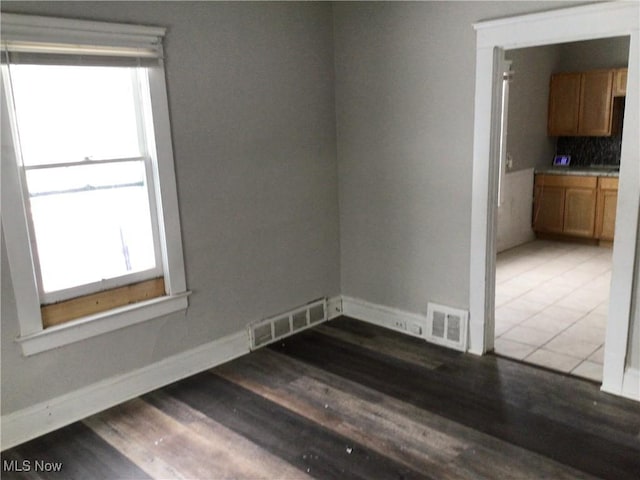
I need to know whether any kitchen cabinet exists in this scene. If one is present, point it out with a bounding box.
[613,68,628,97]
[563,184,598,237]
[548,69,621,136]
[533,181,565,234]
[533,175,597,238]
[578,70,614,136]
[547,73,581,136]
[595,177,619,241]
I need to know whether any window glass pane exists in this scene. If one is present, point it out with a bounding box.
[10,65,142,165]
[26,161,157,293]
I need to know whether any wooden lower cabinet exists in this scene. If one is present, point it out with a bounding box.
[533,174,616,241]
[595,177,619,240]
[533,185,565,233]
[563,186,597,237]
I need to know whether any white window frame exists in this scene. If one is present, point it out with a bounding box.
[13,68,165,305]
[1,13,189,356]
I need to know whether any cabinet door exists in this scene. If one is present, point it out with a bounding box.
[578,70,614,136]
[533,186,565,233]
[548,73,581,136]
[596,178,619,241]
[563,187,597,237]
[613,68,627,97]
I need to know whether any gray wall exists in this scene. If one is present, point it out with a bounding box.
[557,36,630,72]
[1,1,340,415]
[505,45,560,172]
[333,1,575,315]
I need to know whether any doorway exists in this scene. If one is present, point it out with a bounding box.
[469,2,639,397]
[492,37,629,383]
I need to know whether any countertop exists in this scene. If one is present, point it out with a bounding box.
[535,167,619,178]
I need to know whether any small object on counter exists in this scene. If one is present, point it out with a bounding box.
[553,154,571,167]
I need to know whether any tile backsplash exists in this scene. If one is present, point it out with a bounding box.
[556,133,622,167]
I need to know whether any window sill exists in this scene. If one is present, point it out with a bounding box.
[16,292,190,356]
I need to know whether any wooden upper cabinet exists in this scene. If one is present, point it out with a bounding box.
[548,73,581,136]
[578,70,614,136]
[548,69,621,137]
[613,68,628,96]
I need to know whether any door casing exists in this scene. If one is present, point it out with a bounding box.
[469,2,639,397]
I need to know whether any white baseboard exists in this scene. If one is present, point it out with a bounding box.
[1,330,249,451]
[341,296,426,339]
[327,295,343,320]
[621,367,640,402]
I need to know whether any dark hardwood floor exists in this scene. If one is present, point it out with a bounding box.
[3,317,640,479]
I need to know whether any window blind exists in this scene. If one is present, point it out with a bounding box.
[1,13,165,67]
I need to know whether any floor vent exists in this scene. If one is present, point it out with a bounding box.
[249,298,327,350]
[426,302,469,352]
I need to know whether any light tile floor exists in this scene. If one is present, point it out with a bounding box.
[494,240,611,382]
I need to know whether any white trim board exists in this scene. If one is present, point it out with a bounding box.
[1,330,249,451]
[470,2,640,393]
[327,295,344,320]
[342,296,428,341]
[17,293,190,356]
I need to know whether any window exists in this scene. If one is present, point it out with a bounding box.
[1,14,188,355]
[12,65,162,303]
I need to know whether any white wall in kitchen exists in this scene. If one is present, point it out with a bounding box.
[497,168,535,253]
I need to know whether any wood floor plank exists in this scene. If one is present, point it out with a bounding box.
[82,400,186,479]
[214,349,469,479]
[142,390,312,479]
[0,422,150,480]
[272,321,640,479]
[329,319,635,437]
[160,371,429,479]
[215,347,597,480]
[448,352,640,440]
[316,321,448,370]
[86,396,303,480]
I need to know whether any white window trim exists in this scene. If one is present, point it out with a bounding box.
[16,70,165,305]
[1,13,189,356]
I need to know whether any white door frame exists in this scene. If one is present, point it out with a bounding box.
[469,2,639,397]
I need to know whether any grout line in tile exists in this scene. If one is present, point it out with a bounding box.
[495,239,611,375]
[522,346,584,363]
